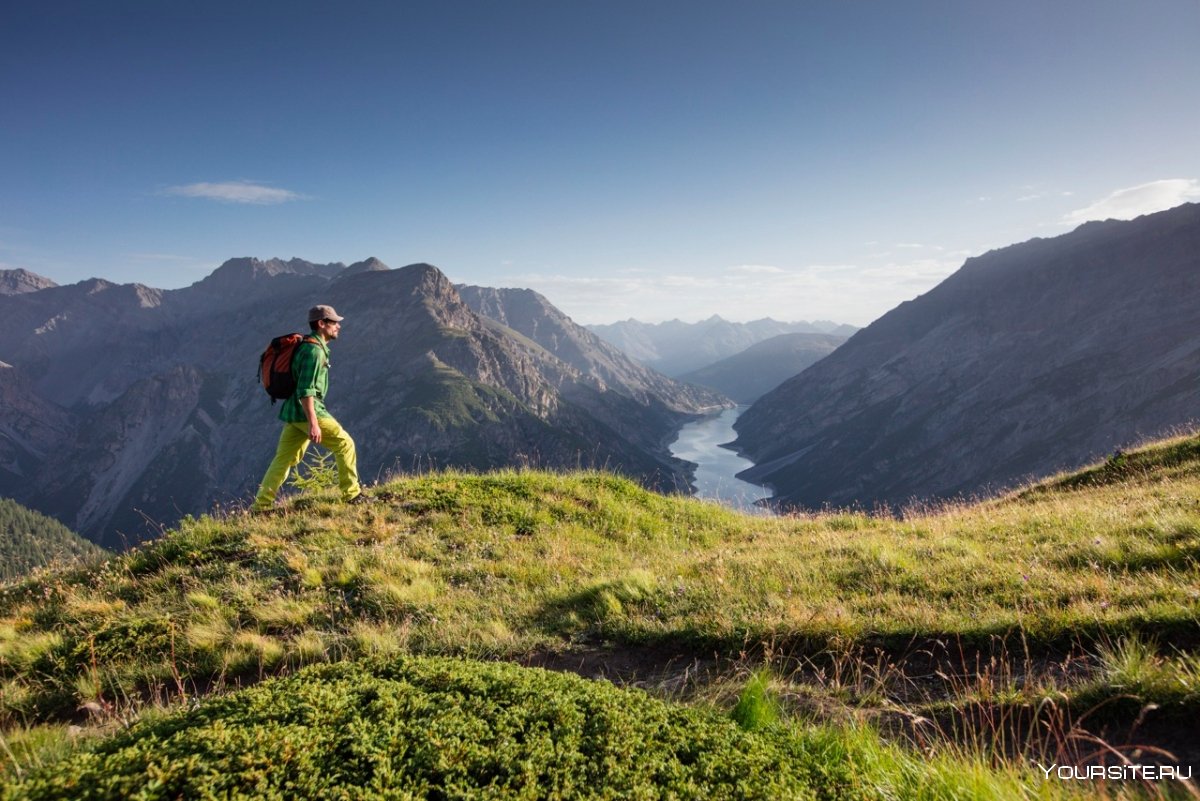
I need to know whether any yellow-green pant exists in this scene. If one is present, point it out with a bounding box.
[253,417,360,509]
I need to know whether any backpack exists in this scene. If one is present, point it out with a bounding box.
[259,333,320,402]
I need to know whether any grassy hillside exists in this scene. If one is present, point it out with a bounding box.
[0,498,107,581]
[1,435,1198,796]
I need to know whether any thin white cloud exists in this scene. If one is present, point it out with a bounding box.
[730,264,785,274]
[1019,189,1073,203]
[1061,179,1200,226]
[164,180,305,205]
[507,254,967,327]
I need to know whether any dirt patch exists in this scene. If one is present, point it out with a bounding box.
[513,638,1200,777]
[518,642,730,696]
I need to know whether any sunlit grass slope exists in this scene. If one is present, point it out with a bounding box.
[1,434,1198,724]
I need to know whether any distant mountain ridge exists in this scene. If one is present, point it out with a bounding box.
[733,203,1200,510]
[0,258,727,548]
[588,316,857,377]
[678,332,847,404]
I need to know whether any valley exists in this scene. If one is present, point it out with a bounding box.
[668,406,771,512]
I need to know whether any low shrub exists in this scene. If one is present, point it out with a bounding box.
[4,656,1080,801]
[5,656,821,800]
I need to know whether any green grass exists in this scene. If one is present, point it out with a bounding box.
[1,460,1198,715]
[2,656,1085,800]
[1,434,1199,795]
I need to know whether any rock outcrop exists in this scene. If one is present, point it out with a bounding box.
[0,268,58,295]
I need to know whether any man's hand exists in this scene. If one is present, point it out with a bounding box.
[301,397,322,443]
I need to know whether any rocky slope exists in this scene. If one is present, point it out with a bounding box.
[0,259,719,547]
[732,203,1200,510]
[457,285,729,453]
[0,268,57,295]
[589,315,857,377]
[678,332,847,403]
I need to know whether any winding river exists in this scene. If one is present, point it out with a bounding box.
[669,406,773,514]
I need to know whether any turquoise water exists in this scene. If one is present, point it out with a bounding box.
[669,406,773,514]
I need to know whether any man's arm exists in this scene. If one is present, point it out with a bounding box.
[293,343,323,443]
[301,396,321,444]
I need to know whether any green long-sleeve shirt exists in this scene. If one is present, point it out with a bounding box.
[279,336,332,422]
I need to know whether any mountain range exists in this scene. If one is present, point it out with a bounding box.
[733,203,1200,510]
[677,332,847,404]
[0,259,727,548]
[588,316,858,377]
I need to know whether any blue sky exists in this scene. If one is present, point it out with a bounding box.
[2,1,1198,325]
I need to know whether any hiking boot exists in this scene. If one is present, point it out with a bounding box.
[251,506,284,517]
[347,493,374,506]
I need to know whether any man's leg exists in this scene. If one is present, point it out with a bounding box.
[317,416,361,501]
[252,423,312,510]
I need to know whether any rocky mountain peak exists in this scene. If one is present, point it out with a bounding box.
[341,257,391,277]
[192,257,345,295]
[396,263,460,301]
[0,268,58,295]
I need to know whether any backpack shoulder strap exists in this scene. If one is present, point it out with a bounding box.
[299,334,328,368]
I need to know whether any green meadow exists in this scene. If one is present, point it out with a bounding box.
[1,434,1198,798]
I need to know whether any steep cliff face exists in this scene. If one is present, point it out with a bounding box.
[0,363,75,497]
[733,203,1200,510]
[457,285,729,410]
[457,284,732,464]
[0,260,703,546]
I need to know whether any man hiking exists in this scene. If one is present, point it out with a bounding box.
[252,304,368,512]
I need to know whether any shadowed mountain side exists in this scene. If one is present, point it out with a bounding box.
[732,203,1200,511]
[678,332,847,404]
[0,260,705,548]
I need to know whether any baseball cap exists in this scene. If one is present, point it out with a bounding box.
[308,304,344,323]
